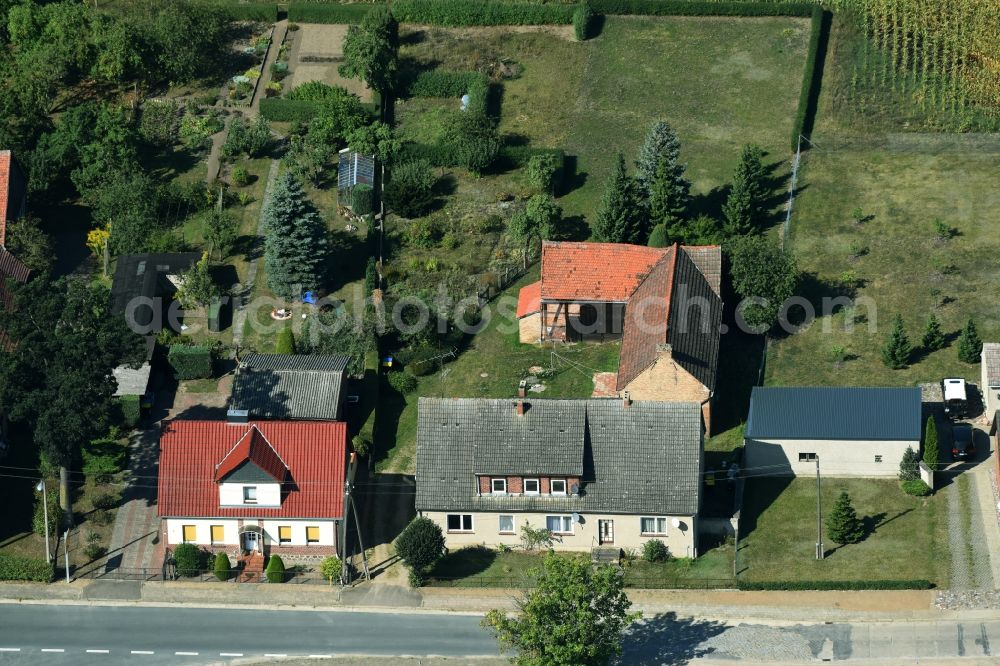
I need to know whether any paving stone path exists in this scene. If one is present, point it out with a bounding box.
[104,429,161,574]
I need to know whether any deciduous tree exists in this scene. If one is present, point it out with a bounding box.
[483,552,641,666]
[339,6,398,95]
[394,516,444,585]
[728,235,797,332]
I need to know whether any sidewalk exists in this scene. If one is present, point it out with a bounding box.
[0,579,981,624]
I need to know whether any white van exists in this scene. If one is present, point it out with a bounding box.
[942,378,968,419]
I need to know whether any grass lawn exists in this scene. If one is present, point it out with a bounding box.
[375,269,620,473]
[738,478,947,585]
[765,148,1000,388]
[426,538,734,588]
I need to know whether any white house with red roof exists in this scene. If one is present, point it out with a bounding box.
[157,419,349,559]
[517,241,723,432]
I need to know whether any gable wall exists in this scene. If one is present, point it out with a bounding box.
[219,482,281,507]
[622,355,711,431]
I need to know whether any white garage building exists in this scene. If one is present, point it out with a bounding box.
[744,387,922,477]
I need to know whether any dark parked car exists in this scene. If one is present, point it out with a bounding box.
[951,424,975,460]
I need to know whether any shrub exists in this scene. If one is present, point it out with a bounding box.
[403,70,485,98]
[265,554,286,583]
[791,7,829,150]
[0,553,53,582]
[179,111,224,150]
[82,438,127,482]
[573,2,593,40]
[84,541,106,560]
[395,517,445,578]
[288,81,348,102]
[465,75,489,117]
[288,4,373,24]
[167,345,213,380]
[352,184,375,215]
[902,479,932,496]
[642,539,669,563]
[275,326,296,355]
[139,100,179,146]
[647,223,669,248]
[387,370,418,394]
[520,523,554,551]
[116,394,140,429]
[898,446,919,482]
[232,165,250,187]
[386,159,436,218]
[527,153,561,194]
[214,552,232,581]
[352,434,371,457]
[92,493,119,511]
[391,0,575,26]
[738,579,933,591]
[443,112,501,175]
[32,489,62,537]
[259,99,322,122]
[218,3,278,22]
[173,543,206,577]
[320,556,342,584]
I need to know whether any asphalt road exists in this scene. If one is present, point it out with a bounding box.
[0,604,498,665]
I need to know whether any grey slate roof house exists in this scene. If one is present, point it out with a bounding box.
[416,396,704,557]
[110,252,201,333]
[229,352,350,421]
[744,387,922,477]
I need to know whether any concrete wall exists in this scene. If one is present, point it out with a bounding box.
[421,510,699,558]
[518,313,541,344]
[744,438,918,477]
[164,518,337,548]
[219,482,281,507]
[982,358,1000,420]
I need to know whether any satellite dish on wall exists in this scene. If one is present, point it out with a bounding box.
[671,518,682,529]
[570,483,580,495]
[572,512,582,523]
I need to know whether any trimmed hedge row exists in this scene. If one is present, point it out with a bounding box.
[392,0,575,26]
[399,141,565,169]
[0,553,54,582]
[738,579,934,591]
[287,4,374,23]
[167,345,213,380]
[791,7,830,150]
[116,394,141,429]
[588,0,814,17]
[217,3,278,22]
[259,98,379,122]
[403,70,487,99]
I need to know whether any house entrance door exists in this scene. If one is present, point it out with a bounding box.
[242,531,260,552]
[598,520,614,545]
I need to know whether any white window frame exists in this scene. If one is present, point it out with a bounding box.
[523,478,540,495]
[640,516,668,536]
[491,478,507,495]
[243,486,258,504]
[498,515,515,534]
[798,452,817,462]
[446,514,474,533]
[546,514,573,534]
[550,479,567,496]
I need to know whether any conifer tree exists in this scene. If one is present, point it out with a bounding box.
[593,154,646,244]
[898,446,919,482]
[263,172,331,299]
[826,491,864,545]
[648,152,690,237]
[922,312,945,351]
[923,416,939,470]
[880,314,911,369]
[636,120,686,194]
[722,144,766,237]
[958,318,982,363]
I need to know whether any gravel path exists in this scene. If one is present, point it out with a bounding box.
[947,473,994,592]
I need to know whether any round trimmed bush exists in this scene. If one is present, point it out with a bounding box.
[395,517,445,582]
[174,543,205,577]
[352,184,375,216]
[265,554,286,583]
[214,552,232,581]
[901,479,932,496]
[642,539,669,563]
[387,370,418,394]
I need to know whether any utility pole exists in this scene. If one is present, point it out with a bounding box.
[815,456,824,560]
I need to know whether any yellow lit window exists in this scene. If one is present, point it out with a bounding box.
[182,525,197,543]
[306,526,320,543]
[210,525,224,543]
[278,526,292,543]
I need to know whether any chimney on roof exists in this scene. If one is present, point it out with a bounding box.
[656,343,673,358]
[622,391,632,409]
[516,400,527,416]
[517,379,527,398]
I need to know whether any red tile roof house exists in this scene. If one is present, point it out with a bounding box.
[158,419,349,577]
[517,241,723,433]
[0,151,31,309]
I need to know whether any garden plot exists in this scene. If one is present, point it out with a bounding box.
[286,24,372,102]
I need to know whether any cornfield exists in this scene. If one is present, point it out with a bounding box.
[840,0,1000,129]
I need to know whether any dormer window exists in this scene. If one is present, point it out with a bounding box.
[550,479,567,495]
[524,478,540,495]
[491,478,507,495]
[243,486,257,504]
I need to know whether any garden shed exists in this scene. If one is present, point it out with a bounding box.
[337,148,375,209]
[744,387,922,477]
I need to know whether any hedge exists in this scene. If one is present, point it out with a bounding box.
[403,70,486,98]
[217,3,278,22]
[392,0,575,26]
[116,394,140,429]
[398,142,564,171]
[0,553,54,582]
[287,4,374,24]
[259,98,322,122]
[588,0,814,17]
[167,345,213,380]
[738,579,934,591]
[791,7,831,150]
[466,74,489,116]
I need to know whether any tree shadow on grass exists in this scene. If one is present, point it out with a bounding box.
[737,477,793,542]
[326,229,368,294]
[232,234,263,263]
[617,612,728,665]
[689,184,729,221]
[428,545,497,580]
